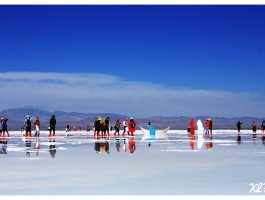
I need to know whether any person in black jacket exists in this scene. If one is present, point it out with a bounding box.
[237,121,243,134]
[49,115,56,136]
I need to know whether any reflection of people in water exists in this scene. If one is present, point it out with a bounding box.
[49,137,56,158]
[147,122,156,147]
[34,136,40,156]
[25,136,32,157]
[237,135,241,144]
[261,120,265,134]
[189,134,195,150]
[0,136,9,155]
[261,134,265,145]
[94,139,101,154]
[94,139,110,155]
[128,137,136,155]
[116,139,121,152]
[123,137,136,155]
[205,135,213,151]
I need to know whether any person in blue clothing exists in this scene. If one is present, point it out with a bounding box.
[1,118,10,138]
[147,122,156,147]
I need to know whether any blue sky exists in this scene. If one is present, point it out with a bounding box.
[0,5,265,117]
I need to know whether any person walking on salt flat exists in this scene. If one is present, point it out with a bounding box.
[237,121,243,134]
[114,118,121,136]
[105,117,110,137]
[34,117,40,137]
[24,115,32,137]
[122,118,128,136]
[1,118,10,138]
[189,118,195,135]
[49,115,56,137]
[128,117,136,136]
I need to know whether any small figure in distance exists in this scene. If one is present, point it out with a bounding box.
[49,115,56,137]
[128,117,136,136]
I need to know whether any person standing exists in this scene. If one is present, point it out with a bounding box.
[122,118,128,136]
[205,119,210,136]
[128,117,136,136]
[261,120,265,141]
[261,120,265,134]
[0,118,2,137]
[209,118,213,135]
[114,119,121,136]
[105,117,110,137]
[252,121,257,141]
[34,117,40,137]
[252,121,257,134]
[24,115,32,137]
[1,118,10,138]
[237,121,243,134]
[94,117,101,138]
[189,119,195,135]
[101,118,107,137]
[49,115,56,137]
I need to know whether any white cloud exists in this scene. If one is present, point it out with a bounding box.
[0,72,264,117]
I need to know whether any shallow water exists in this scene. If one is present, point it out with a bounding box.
[1,130,265,195]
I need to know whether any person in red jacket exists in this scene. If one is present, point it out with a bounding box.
[128,117,136,136]
[205,118,210,137]
[189,119,195,135]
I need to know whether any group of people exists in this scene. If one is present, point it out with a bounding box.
[187,118,213,136]
[22,115,57,138]
[236,120,265,134]
[1,114,265,139]
[93,116,136,138]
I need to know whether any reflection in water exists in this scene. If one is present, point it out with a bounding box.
[49,137,56,158]
[0,136,9,155]
[34,136,40,156]
[237,135,242,145]
[189,134,195,151]
[22,128,41,157]
[189,133,213,151]
[205,135,213,151]
[25,136,31,157]
[116,139,121,152]
[253,133,257,145]
[94,138,110,155]
[262,135,265,146]
[148,135,155,147]
[123,137,136,155]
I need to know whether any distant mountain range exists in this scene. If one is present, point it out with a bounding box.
[0,108,264,131]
